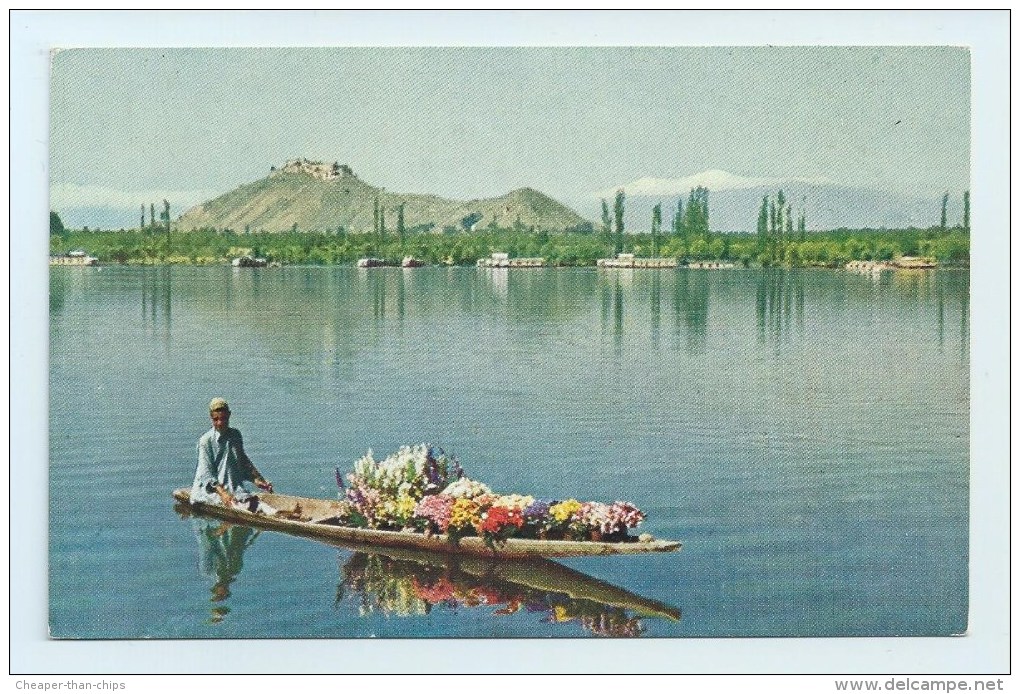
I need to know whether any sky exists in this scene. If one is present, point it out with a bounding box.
[49,44,970,223]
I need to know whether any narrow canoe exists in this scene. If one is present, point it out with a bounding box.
[172,488,682,559]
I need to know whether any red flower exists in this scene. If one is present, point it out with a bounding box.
[479,506,525,534]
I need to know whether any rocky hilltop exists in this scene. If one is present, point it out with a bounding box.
[177,159,590,233]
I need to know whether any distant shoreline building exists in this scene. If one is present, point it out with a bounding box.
[50,250,98,266]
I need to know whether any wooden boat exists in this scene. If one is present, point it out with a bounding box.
[172,488,682,559]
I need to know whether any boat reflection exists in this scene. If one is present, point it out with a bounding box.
[332,541,681,637]
[192,518,260,624]
[176,500,680,636]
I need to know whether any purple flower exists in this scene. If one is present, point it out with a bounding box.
[523,500,552,522]
[450,456,465,480]
[334,466,345,491]
[424,456,441,487]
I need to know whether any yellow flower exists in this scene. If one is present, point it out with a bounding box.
[377,493,418,527]
[449,498,481,531]
[550,499,582,523]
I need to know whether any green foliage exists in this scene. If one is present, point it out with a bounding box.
[683,186,709,237]
[673,198,685,238]
[756,197,768,248]
[613,190,625,255]
[650,203,662,257]
[50,211,66,235]
[48,224,969,269]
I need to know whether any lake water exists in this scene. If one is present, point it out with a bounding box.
[49,265,969,639]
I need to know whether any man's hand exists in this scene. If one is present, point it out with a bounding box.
[254,477,273,493]
[214,485,235,507]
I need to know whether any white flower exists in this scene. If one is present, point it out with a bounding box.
[492,494,535,511]
[442,477,492,499]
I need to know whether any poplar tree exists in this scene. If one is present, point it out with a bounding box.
[776,190,786,239]
[397,203,406,246]
[613,190,625,254]
[962,191,970,230]
[684,187,709,237]
[141,204,146,230]
[601,198,611,235]
[940,192,949,231]
[651,203,662,257]
[756,196,769,251]
[673,198,685,238]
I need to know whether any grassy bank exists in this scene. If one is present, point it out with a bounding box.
[49,227,970,268]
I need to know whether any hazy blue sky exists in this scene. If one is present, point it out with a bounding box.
[50,46,969,215]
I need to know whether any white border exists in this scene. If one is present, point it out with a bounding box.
[10,10,1009,675]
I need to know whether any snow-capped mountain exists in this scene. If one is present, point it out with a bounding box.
[586,170,962,232]
[594,169,835,199]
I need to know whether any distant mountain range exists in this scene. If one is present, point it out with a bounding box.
[174,159,588,234]
[54,165,965,234]
[581,170,966,233]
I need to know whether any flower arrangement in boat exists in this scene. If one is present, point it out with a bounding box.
[348,444,461,499]
[335,444,647,542]
[341,444,461,529]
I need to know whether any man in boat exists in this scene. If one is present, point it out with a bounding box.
[191,398,277,514]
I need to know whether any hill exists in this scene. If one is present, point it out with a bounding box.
[177,159,589,233]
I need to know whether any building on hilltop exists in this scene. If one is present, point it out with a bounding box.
[272,158,355,181]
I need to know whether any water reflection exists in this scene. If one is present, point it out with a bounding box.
[674,270,709,353]
[49,268,68,315]
[107,266,966,371]
[141,267,173,348]
[192,518,260,624]
[650,272,661,350]
[334,546,679,637]
[756,268,804,350]
[614,278,625,355]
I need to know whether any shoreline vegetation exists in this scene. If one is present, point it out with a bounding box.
[49,226,970,268]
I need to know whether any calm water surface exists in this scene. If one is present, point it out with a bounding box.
[49,266,969,638]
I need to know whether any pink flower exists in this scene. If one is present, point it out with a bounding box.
[414,494,455,532]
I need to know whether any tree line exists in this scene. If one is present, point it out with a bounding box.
[600,185,711,258]
[50,224,968,268]
[49,188,970,267]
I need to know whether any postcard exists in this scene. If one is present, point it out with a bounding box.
[12,10,1009,677]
